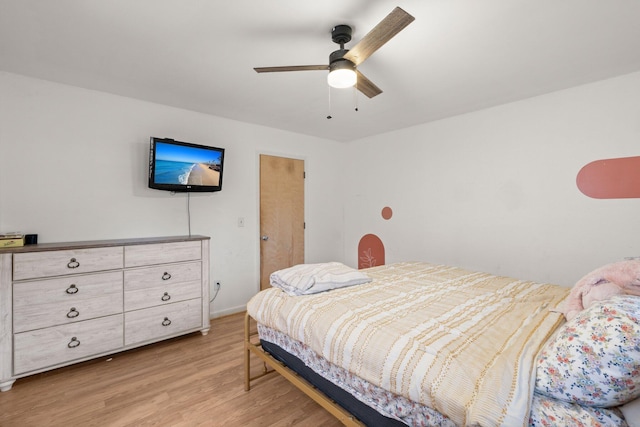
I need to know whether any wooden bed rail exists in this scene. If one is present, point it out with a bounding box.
[244,312,363,427]
[243,311,276,389]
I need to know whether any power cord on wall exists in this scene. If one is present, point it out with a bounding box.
[181,193,218,303]
[187,192,192,237]
[170,191,193,236]
[210,281,221,302]
[182,193,222,303]
[182,192,218,303]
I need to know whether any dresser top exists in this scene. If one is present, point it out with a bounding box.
[0,235,210,254]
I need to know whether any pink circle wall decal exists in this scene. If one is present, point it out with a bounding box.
[381,206,393,220]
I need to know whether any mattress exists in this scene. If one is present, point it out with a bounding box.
[260,338,408,427]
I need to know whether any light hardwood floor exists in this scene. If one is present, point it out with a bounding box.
[0,312,342,427]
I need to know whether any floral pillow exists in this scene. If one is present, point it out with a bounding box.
[535,295,640,407]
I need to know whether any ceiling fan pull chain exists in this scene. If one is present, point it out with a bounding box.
[354,84,359,112]
[326,87,332,119]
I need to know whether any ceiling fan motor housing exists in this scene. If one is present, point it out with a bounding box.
[329,49,351,65]
[331,24,352,45]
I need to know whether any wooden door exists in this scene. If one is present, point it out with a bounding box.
[259,155,305,290]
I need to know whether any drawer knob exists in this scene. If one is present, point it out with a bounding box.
[161,317,172,327]
[68,337,80,348]
[161,292,171,302]
[161,272,172,281]
[66,284,79,294]
[67,258,80,269]
[66,307,80,318]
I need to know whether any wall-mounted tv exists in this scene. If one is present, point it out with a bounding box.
[148,137,225,192]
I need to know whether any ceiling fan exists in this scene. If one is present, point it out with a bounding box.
[254,7,415,98]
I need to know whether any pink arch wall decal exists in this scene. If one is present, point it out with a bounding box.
[358,234,385,269]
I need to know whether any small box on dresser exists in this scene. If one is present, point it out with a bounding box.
[0,235,210,392]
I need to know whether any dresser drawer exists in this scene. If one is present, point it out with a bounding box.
[13,271,123,333]
[124,241,201,268]
[124,299,202,346]
[124,261,201,290]
[124,280,201,311]
[14,314,124,375]
[13,247,124,281]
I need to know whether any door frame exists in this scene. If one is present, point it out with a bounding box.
[255,151,307,292]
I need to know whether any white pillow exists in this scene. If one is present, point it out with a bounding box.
[270,262,371,296]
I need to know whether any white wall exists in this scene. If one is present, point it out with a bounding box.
[3,70,640,316]
[0,72,346,317]
[344,71,640,286]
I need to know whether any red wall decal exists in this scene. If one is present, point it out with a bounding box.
[577,156,640,199]
[358,234,385,269]
[381,206,393,220]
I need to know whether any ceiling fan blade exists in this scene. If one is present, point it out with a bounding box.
[343,7,415,66]
[254,65,328,73]
[356,70,382,98]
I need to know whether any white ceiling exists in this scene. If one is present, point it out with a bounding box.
[2,0,640,142]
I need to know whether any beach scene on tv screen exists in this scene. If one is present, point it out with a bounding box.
[154,142,222,186]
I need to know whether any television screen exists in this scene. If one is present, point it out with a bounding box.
[148,137,225,192]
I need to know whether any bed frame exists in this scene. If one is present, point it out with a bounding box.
[244,312,364,426]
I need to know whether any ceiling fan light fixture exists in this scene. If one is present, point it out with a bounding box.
[327,59,356,89]
[255,8,415,99]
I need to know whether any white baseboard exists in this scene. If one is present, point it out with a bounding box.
[209,304,246,319]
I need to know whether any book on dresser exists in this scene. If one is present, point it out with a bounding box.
[0,235,211,392]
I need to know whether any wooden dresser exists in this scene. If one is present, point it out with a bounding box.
[0,235,210,391]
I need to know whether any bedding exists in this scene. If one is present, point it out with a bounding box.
[247,261,635,426]
[260,324,628,427]
[529,393,627,426]
[535,295,640,407]
[258,324,454,426]
[247,262,570,426]
[561,259,640,321]
[269,261,371,295]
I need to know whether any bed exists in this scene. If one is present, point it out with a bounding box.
[244,262,637,426]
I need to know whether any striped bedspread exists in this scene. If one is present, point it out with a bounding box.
[247,262,569,426]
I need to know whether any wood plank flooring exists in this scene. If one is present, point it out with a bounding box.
[0,312,342,427]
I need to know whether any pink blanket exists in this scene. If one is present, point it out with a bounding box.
[562,260,640,320]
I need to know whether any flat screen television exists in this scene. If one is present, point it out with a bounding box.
[148,137,225,192]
